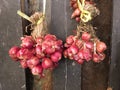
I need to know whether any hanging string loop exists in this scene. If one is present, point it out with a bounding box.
[77,0,92,22]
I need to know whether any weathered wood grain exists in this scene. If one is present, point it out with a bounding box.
[109,0,120,90]
[0,0,26,90]
[51,0,81,90]
[81,0,112,90]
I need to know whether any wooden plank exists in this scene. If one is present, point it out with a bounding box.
[51,0,66,89]
[65,0,81,90]
[81,0,112,90]
[20,1,34,90]
[109,0,120,90]
[0,0,26,90]
[51,0,81,90]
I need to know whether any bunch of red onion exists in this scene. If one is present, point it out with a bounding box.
[70,0,80,22]
[64,32,107,64]
[70,0,99,22]
[9,34,63,76]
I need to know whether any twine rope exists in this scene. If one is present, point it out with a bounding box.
[17,0,46,25]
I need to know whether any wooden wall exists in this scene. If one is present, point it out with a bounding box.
[1,0,119,90]
[0,0,26,90]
